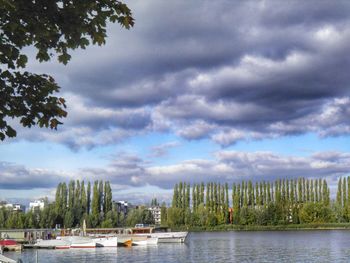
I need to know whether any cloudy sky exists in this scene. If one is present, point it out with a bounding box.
[1,0,350,205]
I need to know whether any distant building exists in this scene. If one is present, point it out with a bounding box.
[0,203,26,212]
[113,201,129,217]
[148,206,161,225]
[29,200,45,211]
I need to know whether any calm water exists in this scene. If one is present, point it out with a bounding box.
[5,230,350,262]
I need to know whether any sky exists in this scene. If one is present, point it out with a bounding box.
[1,0,350,205]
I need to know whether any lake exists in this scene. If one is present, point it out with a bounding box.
[5,230,350,262]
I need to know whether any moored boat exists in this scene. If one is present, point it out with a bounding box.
[0,240,22,251]
[69,237,96,248]
[117,237,132,247]
[93,236,118,247]
[132,237,158,246]
[34,239,71,249]
[58,236,96,248]
[135,232,188,243]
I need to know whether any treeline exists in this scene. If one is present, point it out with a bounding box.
[0,180,154,229]
[164,177,349,228]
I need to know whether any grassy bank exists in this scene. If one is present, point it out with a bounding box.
[171,223,350,232]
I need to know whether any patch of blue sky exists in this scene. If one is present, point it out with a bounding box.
[0,140,111,170]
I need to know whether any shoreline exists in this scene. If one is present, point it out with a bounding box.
[172,223,350,232]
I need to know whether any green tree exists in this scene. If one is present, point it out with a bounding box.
[0,0,134,140]
[299,203,333,223]
[81,181,87,216]
[160,202,167,226]
[172,184,179,208]
[337,178,342,206]
[91,181,100,220]
[104,181,112,214]
[87,181,91,214]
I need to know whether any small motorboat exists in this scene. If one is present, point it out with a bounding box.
[58,236,96,248]
[93,236,118,247]
[117,238,132,247]
[0,240,22,251]
[132,237,158,246]
[34,239,71,249]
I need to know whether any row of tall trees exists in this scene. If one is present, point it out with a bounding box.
[54,180,113,228]
[0,180,117,229]
[165,177,348,227]
[1,180,156,229]
[336,177,350,222]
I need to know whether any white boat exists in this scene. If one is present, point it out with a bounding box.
[59,236,96,248]
[93,236,118,247]
[34,239,71,249]
[132,237,158,246]
[136,232,188,243]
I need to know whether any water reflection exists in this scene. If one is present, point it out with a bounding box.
[5,231,350,262]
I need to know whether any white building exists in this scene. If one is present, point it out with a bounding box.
[148,206,161,225]
[29,200,46,211]
[0,203,26,212]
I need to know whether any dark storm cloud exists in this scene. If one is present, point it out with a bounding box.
[20,0,350,148]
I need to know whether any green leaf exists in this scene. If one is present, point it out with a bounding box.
[5,126,16,137]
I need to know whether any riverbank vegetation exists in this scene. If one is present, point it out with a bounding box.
[164,177,350,229]
[2,177,350,231]
[0,180,154,229]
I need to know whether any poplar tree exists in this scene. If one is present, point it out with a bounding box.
[206,183,210,210]
[98,180,104,213]
[172,184,179,208]
[74,180,82,223]
[68,180,75,209]
[225,183,229,221]
[267,182,271,204]
[248,181,254,207]
[306,179,310,202]
[310,180,315,203]
[195,184,200,207]
[87,181,91,214]
[104,182,112,214]
[200,183,205,204]
[348,177,350,208]
[178,182,183,209]
[323,179,329,206]
[297,178,302,203]
[214,183,218,213]
[318,178,323,203]
[192,184,197,211]
[337,178,342,206]
[259,182,264,206]
[92,181,100,216]
[232,183,237,209]
[343,177,347,209]
[255,182,260,207]
[81,181,87,215]
[210,182,214,211]
[302,178,306,202]
[186,183,190,210]
[55,183,63,215]
[290,179,295,204]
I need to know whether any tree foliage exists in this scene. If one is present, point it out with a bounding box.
[0,0,134,140]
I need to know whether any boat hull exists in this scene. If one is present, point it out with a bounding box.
[135,232,188,243]
[93,237,118,247]
[132,237,158,246]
